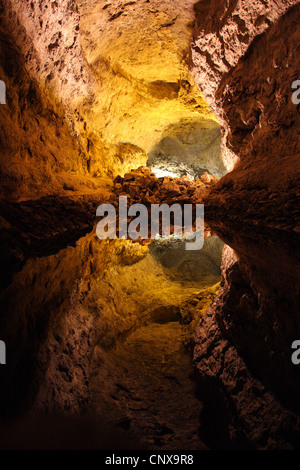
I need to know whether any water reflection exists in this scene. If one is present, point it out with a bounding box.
[206,220,300,414]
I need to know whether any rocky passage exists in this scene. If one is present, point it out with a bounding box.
[0,0,299,451]
[0,222,221,448]
[86,248,219,450]
[0,0,221,198]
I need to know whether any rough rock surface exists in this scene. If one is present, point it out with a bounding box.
[0,182,114,289]
[192,0,300,230]
[147,119,225,179]
[191,0,299,169]
[0,5,101,200]
[201,2,300,232]
[108,166,217,241]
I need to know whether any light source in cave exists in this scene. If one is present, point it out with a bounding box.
[150,167,192,180]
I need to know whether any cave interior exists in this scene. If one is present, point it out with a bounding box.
[0,0,299,451]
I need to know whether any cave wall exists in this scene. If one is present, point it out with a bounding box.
[0,231,149,417]
[193,231,300,449]
[0,224,219,432]
[192,0,300,232]
[191,0,300,449]
[194,1,300,231]
[191,0,299,169]
[0,3,93,200]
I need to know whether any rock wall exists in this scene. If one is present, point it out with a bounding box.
[192,1,300,230]
[0,3,94,200]
[203,4,299,231]
[191,0,300,449]
[193,229,300,449]
[191,0,298,168]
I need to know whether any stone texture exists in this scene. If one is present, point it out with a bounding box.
[201,3,300,232]
[190,0,300,449]
[191,0,298,168]
[0,190,112,288]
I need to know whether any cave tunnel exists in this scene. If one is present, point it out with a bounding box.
[0,0,299,452]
